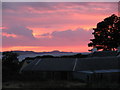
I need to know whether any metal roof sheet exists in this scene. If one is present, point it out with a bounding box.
[22,57,120,72]
[75,57,120,71]
[23,58,75,71]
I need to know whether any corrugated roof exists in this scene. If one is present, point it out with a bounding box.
[75,57,120,71]
[23,58,75,71]
[22,57,120,72]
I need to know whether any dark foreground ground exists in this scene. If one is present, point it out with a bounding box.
[2,80,120,89]
[3,80,86,89]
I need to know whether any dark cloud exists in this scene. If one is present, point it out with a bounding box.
[3,2,117,14]
[2,2,117,28]
[2,2,117,30]
[3,25,34,39]
[51,28,92,42]
[2,2,58,11]
[3,27,93,47]
[2,25,36,48]
[40,33,50,36]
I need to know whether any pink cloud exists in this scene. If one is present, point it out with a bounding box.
[0,26,8,30]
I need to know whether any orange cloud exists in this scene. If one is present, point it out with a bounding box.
[2,32,17,38]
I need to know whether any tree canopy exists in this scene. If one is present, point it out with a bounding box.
[2,51,21,82]
[88,14,120,51]
[2,51,19,67]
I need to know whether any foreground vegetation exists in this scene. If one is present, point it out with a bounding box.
[3,79,120,88]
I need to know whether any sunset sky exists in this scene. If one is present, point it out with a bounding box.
[2,2,118,52]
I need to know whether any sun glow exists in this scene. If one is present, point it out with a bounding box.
[2,32,17,38]
[2,45,89,52]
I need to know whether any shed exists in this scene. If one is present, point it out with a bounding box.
[73,69,120,82]
[21,56,120,82]
[74,57,120,82]
[21,58,76,80]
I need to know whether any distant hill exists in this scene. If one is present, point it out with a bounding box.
[12,51,37,55]
[12,50,74,55]
[2,50,90,61]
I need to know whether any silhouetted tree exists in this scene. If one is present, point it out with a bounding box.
[2,51,19,68]
[88,14,120,51]
[2,51,20,81]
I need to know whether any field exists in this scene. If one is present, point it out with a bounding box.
[3,80,87,88]
[2,80,120,89]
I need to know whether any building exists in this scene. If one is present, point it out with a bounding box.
[21,58,75,80]
[20,52,120,82]
[74,56,120,82]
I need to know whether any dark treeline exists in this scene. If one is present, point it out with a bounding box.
[25,53,88,60]
[2,51,23,82]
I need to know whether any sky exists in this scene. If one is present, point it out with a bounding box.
[2,2,118,52]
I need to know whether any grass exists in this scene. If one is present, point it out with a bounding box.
[2,80,87,88]
[3,80,120,89]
